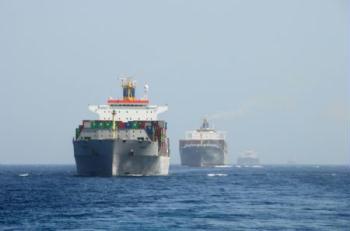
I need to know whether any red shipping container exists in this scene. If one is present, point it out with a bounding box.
[118,122,125,129]
[140,121,146,129]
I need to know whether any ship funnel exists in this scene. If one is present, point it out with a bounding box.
[121,78,136,100]
[201,118,210,129]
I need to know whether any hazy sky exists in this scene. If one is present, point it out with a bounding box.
[0,0,348,165]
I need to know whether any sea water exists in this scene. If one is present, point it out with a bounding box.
[0,165,349,230]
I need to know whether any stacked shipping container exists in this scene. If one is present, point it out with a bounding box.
[75,120,167,148]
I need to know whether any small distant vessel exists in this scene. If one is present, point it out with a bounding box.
[179,118,228,167]
[237,150,261,167]
[73,78,170,176]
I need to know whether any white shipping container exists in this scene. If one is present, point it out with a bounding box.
[83,121,91,128]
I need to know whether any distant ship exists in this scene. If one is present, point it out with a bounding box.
[179,119,228,167]
[73,78,170,176]
[236,150,261,167]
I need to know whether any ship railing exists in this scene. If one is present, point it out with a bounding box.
[183,143,221,148]
[185,131,226,140]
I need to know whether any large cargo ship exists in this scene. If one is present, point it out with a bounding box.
[73,78,169,176]
[237,150,261,167]
[179,119,228,167]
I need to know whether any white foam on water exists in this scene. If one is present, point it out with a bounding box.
[241,165,263,168]
[123,173,147,177]
[18,173,29,177]
[214,165,232,168]
[207,173,228,177]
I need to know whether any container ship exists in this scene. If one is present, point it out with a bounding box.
[73,78,169,176]
[179,119,228,167]
[236,150,260,167]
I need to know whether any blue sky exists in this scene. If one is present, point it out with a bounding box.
[0,0,348,164]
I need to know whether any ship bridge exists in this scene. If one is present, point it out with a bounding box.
[185,118,226,140]
[88,78,168,122]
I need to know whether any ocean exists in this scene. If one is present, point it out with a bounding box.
[0,165,349,230]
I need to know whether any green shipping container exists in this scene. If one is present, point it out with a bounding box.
[132,121,138,129]
[75,128,80,139]
[93,120,115,129]
[89,120,118,130]
[90,121,97,129]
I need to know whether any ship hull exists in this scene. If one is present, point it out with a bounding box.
[237,157,260,166]
[73,139,169,176]
[179,145,228,167]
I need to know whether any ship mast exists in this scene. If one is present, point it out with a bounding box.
[112,110,117,139]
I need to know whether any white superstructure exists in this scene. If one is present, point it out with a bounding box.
[185,118,226,140]
[88,78,168,122]
[88,105,168,122]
